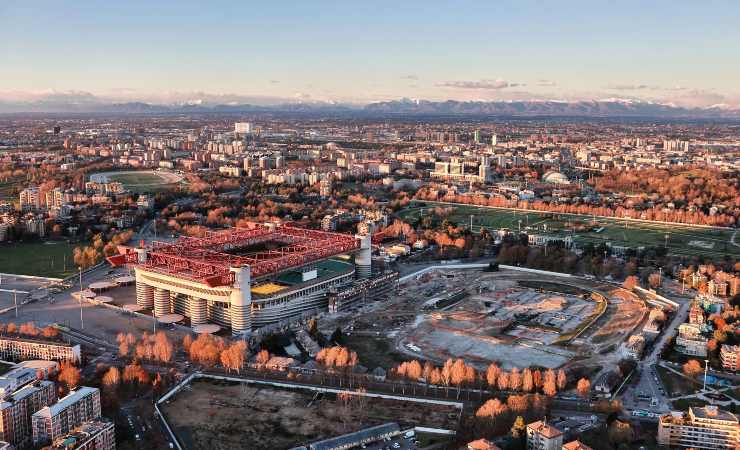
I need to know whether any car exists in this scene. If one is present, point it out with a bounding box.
[392,444,401,449]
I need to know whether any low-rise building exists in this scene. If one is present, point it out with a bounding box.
[527,420,563,450]
[562,441,592,450]
[467,438,501,450]
[657,406,739,449]
[720,345,739,372]
[675,323,708,357]
[0,337,81,364]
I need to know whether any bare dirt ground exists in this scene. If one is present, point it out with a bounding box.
[330,269,610,371]
[161,378,460,450]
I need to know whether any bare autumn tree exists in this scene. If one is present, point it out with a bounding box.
[476,398,508,419]
[153,332,174,363]
[497,371,510,391]
[123,364,150,385]
[522,368,534,393]
[486,363,500,389]
[682,359,703,378]
[509,367,522,392]
[182,334,193,353]
[221,341,247,373]
[58,362,81,390]
[533,369,543,390]
[543,379,557,397]
[255,349,270,368]
[102,367,121,390]
[188,334,224,367]
[576,378,591,399]
[556,369,567,391]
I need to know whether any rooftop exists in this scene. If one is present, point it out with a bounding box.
[527,420,563,439]
[33,386,98,419]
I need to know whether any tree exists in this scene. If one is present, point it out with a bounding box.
[556,369,567,391]
[58,363,81,390]
[682,359,703,378]
[510,415,527,440]
[576,378,591,399]
[476,398,508,419]
[182,334,193,353]
[521,368,534,393]
[509,367,522,392]
[543,380,557,397]
[153,332,174,363]
[608,420,633,446]
[102,367,121,390]
[486,363,500,389]
[256,349,270,367]
[497,371,510,391]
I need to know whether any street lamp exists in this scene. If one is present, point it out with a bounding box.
[703,359,709,392]
[78,267,84,330]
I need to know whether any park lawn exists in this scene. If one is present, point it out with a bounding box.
[656,365,702,397]
[0,241,78,278]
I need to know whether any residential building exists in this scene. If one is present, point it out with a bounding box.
[0,380,56,448]
[562,441,593,450]
[0,337,81,364]
[720,345,739,372]
[658,406,739,449]
[19,187,41,212]
[50,419,115,450]
[527,420,563,450]
[31,387,101,446]
[675,323,708,357]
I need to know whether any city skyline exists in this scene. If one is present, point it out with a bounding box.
[2,0,740,108]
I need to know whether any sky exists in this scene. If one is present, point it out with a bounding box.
[2,0,740,107]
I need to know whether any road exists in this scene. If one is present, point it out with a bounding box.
[618,288,692,414]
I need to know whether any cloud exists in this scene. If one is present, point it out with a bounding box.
[270,80,280,84]
[401,74,419,80]
[537,80,557,87]
[437,79,512,90]
[606,84,656,91]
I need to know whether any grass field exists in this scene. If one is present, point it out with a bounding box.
[0,241,78,278]
[400,201,740,259]
[107,172,168,185]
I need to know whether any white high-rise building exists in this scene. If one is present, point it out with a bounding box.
[235,122,253,135]
[19,187,41,212]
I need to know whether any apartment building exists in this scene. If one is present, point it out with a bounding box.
[720,345,739,371]
[19,187,41,212]
[526,420,563,450]
[50,419,115,450]
[0,380,56,448]
[0,337,81,364]
[658,406,739,449]
[32,387,101,446]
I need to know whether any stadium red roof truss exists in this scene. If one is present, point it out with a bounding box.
[108,224,360,287]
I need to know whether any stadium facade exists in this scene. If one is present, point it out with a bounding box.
[108,223,372,335]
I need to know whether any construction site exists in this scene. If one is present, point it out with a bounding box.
[160,376,461,450]
[332,267,647,372]
[107,222,388,335]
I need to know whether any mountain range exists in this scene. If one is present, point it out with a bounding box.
[1,95,739,118]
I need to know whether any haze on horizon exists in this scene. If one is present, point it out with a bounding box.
[2,0,740,108]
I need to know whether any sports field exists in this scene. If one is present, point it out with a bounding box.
[399,201,740,259]
[89,170,183,192]
[0,241,78,278]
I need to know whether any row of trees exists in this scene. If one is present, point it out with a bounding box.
[316,345,359,369]
[0,322,60,339]
[391,359,583,399]
[117,331,175,363]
